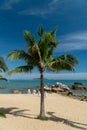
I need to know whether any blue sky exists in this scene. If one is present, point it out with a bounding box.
[0,0,87,79]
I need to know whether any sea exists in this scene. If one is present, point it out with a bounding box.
[0,79,87,95]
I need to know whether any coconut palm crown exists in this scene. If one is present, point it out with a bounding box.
[7,26,78,118]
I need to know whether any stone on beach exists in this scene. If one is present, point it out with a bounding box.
[72,82,84,90]
[12,90,22,94]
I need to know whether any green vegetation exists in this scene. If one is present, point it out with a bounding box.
[0,56,8,72]
[36,115,48,120]
[0,56,8,80]
[7,26,78,119]
[0,112,6,118]
[0,75,8,81]
[0,56,8,117]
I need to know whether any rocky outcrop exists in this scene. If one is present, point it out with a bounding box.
[44,86,52,93]
[72,82,84,90]
[44,82,70,93]
[54,82,70,92]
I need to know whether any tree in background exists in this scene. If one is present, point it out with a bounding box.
[0,56,8,81]
[0,56,8,118]
[7,26,78,119]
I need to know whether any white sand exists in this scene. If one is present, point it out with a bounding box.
[0,94,87,130]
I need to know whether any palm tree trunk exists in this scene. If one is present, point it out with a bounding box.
[40,71,45,117]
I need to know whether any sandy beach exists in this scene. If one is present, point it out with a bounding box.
[0,94,87,130]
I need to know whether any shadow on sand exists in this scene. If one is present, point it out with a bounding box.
[0,107,35,119]
[47,112,87,130]
[0,108,87,130]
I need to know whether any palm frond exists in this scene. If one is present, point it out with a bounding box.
[38,37,49,62]
[58,54,78,65]
[32,44,41,61]
[47,41,60,58]
[51,26,58,36]
[0,56,8,72]
[38,29,60,61]
[7,50,32,63]
[8,65,33,75]
[46,54,78,72]
[38,26,44,36]
[24,31,36,53]
[0,75,8,81]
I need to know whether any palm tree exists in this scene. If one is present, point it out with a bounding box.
[7,26,78,119]
[0,56,8,117]
[0,56,8,81]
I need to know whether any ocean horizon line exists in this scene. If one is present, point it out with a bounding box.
[1,79,87,81]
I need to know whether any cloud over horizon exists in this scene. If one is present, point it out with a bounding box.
[55,31,87,52]
[3,72,87,80]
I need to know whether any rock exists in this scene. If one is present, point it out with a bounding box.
[51,88,58,93]
[74,82,83,85]
[44,86,52,93]
[80,95,87,101]
[83,87,87,90]
[72,82,84,90]
[12,90,22,94]
[55,82,70,92]
[67,91,73,96]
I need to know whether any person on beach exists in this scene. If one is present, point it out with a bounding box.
[28,89,31,94]
[32,89,36,95]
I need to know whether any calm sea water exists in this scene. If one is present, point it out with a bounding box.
[0,79,87,95]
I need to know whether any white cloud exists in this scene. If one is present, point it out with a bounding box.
[55,31,87,52]
[2,72,87,80]
[18,0,61,16]
[63,31,87,41]
[18,8,52,16]
[45,72,87,80]
[0,0,22,10]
